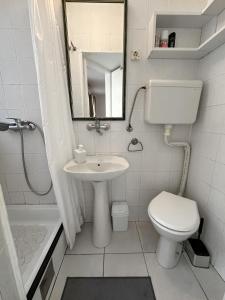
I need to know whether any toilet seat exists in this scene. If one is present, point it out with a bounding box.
[148,191,199,232]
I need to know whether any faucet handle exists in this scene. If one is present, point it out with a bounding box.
[6,117,21,124]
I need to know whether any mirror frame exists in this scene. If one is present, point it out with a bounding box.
[62,0,127,121]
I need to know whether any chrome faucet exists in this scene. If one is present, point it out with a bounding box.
[87,119,110,135]
[7,118,36,131]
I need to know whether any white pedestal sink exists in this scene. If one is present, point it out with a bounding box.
[64,155,129,247]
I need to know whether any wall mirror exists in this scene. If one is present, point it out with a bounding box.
[63,0,127,120]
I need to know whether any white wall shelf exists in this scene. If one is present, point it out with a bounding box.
[149,24,225,60]
[156,13,211,29]
[202,0,225,16]
[148,1,225,60]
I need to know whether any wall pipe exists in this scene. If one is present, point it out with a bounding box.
[164,125,191,196]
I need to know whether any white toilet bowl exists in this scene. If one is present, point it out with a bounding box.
[148,191,200,268]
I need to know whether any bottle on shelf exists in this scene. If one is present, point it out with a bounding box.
[168,32,176,48]
[160,30,169,48]
[155,31,161,47]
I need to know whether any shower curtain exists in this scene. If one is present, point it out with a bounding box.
[28,0,83,248]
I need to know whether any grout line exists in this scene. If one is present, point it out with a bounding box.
[136,221,151,277]
[65,253,104,256]
[103,246,105,277]
[183,253,209,300]
[104,251,144,255]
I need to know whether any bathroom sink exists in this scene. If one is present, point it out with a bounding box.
[64,155,129,248]
[64,155,129,182]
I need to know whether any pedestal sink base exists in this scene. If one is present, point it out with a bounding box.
[92,181,112,248]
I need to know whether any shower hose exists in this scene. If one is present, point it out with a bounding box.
[19,122,53,196]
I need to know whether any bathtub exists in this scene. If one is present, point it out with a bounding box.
[7,205,62,295]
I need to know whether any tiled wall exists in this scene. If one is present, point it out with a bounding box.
[186,42,225,280]
[0,0,55,205]
[74,0,207,222]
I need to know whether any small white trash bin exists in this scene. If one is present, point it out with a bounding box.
[112,201,129,232]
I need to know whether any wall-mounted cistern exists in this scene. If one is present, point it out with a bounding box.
[87,119,110,135]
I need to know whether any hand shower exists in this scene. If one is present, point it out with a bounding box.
[0,118,52,196]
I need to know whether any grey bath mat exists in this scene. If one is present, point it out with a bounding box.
[61,277,156,300]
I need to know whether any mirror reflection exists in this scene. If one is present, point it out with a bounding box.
[64,0,126,119]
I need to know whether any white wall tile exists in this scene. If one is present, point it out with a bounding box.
[139,189,160,206]
[0,131,21,154]
[9,0,30,29]
[211,163,225,194]
[5,173,28,192]
[141,171,170,191]
[126,171,140,190]
[0,84,5,109]
[208,188,225,223]
[111,174,126,201]
[0,0,12,28]
[21,85,40,111]
[13,29,33,58]
[214,228,225,280]
[0,154,23,173]
[19,58,37,84]
[216,135,225,164]
[0,30,16,59]
[126,189,139,205]
[127,0,149,30]
[138,205,149,221]
[95,131,111,153]
[0,60,21,84]
[4,85,23,110]
[8,191,25,204]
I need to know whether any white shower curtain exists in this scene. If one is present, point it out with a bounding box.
[28,0,83,248]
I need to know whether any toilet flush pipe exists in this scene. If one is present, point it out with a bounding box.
[163,125,191,196]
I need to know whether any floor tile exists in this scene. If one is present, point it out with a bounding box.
[49,255,103,300]
[144,253,207,300]
[104,253,148,277]
[185,253,225,300]
[137,221,159,252]
[66,223,104,254]
[105,222,142,253]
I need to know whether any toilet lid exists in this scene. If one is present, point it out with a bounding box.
[148,191,199,232]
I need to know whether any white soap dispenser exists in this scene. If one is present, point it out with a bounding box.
[73,144,87,164]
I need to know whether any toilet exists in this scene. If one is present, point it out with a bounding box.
[148,191,200,269]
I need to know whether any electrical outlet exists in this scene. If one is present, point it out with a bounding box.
[131,50,141,61]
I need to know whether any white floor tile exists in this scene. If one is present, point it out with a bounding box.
[185,253,225,300]
[145,253,207,300]
[50,255,103,300]
[105,222,142,253]
[104,253,148,277]
[66,223,104,254]
[137,221,159,252]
